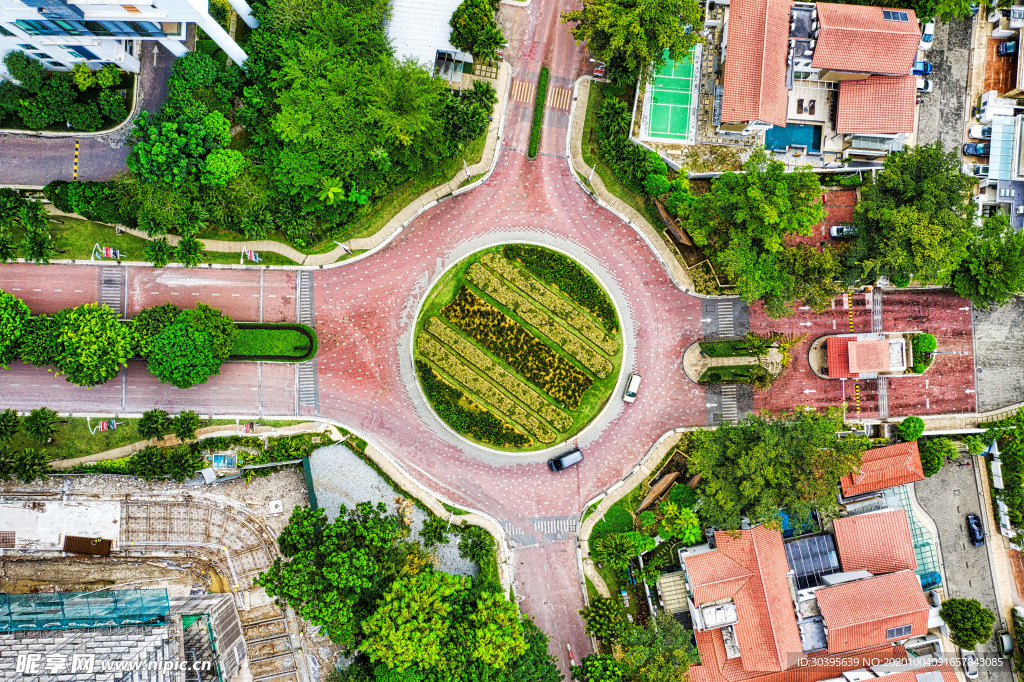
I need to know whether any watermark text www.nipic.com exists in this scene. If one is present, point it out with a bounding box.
[15,653,213,675]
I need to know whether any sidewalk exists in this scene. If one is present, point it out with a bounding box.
[35,62,513,268]
[567,78,696,294]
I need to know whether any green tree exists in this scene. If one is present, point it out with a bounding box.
[0,289,31,368]
[898,416,925,442]
[850,142,975,285]
[469,591,528,669]
[201,148,247,187]
[144,237,175,268]
[18,315,59,367]
[22,224,56,264]
[69,102,103,132]
[166,444,204,481]
[24,407,59,444]
[449,0,507,60]
[579,597,627,643]
[71,63,96,91]
[0,447,13,481]
[172,410,202,441]
[676,150,829,315]
[918,438,955,477]
[687,408,869,529]
[574,654,624,682]
[127,445,168,480]
[594,532,634,570]
[4,51,45,93]
[131,302,182,356]
[52,303,132,386]
[619,613,698,682]
[561,0,703,84]
[658,502,701,544]
[179,303,236,359]
[13,448,49,483]
[147,319,222,388]
[952,214,1024,307]
[99,89,127,121]
[138,409,173,440]
[175,234,205,267]
[0,410,20,443]
[95,63,123,89]
[939,598,996,649]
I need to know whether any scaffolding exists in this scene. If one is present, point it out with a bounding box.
[0,589,170,632]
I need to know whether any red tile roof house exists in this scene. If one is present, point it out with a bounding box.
[679,524,950,682]
[716,0,920,155]
[838,441,925,500]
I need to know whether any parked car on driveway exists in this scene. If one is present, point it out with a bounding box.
[912,61,932,75]
[969,125,992,140]
[998,39,1018,56]
[622,373,642,403]
[829,224,857,238]
[916,78,933,93]
[998,630,1013,658]
[920,21,935,50]
[966,513,985,545]
[961,651,979,679]
[963,143,991,157]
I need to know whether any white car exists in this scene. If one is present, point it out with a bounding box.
[961,651,979,680]
[968,125,992,140]
[919,21,935,51]
[916,78,933,93]
[623,373,642,403]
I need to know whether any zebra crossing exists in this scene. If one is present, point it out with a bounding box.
[877,376,889,419]
[99,266,124,317]
[510,80,536,104]
[297,272,314,325]
[297,359,320,413]
[716,300,734,337]
[501,516,578,544]
[545,87,573,110]
[720,384,739,422]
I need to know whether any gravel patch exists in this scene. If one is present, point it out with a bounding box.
[308,442,478,577]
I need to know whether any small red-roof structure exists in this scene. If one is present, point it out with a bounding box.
[721,0,792,127]
[826,336,855,379]
[816,570,930,654]
[848,339,891,374]
[837,75,918,135]
[839,441,924,497]
[833,510,918,574]
[812,4,921,75]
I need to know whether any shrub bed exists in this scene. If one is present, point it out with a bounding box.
[528,67,549,158]
[230,323,317,361]
[698,340,751,358]
[415,359,529,447]
[502,244,619,331]
[442,286,593,409]
[698,365,760,383]
[910,333,937,374]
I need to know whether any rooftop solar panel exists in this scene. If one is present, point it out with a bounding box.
[785,534,841,590]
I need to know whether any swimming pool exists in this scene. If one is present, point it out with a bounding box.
[764,123,822,152]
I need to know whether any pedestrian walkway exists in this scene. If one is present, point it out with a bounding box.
[99,265,125,316]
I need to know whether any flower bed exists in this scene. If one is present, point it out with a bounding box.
[443,286,594,409]
[465,263,613,377]
[480,253,619,355]
[427,318,572,431]
[502,244,619,331]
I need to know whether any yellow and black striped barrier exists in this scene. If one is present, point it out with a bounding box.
[73,138,79,180]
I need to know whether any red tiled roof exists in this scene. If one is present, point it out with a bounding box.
[826,336,855,379]
[710,526,803,673]
[816,571,929,653]
[833,510,918,574]
[721,0,792,127]
[848,340,890,374]
[812,3,920,75]
[687,550,753,604]
[689,641,909,682]
[839,441,924,497]
[837,75,917,135]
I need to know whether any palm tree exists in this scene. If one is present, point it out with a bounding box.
[24,407,58,444]
[176,205,209,237]
[0,447,14,480]
[175,235,205,268]
[0,409,19,443]
[22,227,55,264]
[317,177,345,206]
[0,231,17,263]
[13,448,50,483]
[18,201,48,232]
[144,237,175,268]
[595,532,634,570]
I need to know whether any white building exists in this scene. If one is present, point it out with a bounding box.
[0,0,257,74]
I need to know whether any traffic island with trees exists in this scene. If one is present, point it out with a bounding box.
[413,244,622,451]
[0,290,318,390]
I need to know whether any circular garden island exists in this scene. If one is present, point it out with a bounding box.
[414,244,623,452]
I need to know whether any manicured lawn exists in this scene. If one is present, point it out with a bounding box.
[698,365,759,383]
[699,339,751,358]
[414,244,623,452]
[230,324,317,361]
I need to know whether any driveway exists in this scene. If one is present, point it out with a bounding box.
[0,40,174,186]
[917,17,973,149]
[916,462,1013,682]
[973,296,1024,413]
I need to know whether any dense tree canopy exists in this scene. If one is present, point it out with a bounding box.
[688,409,870,529]
[450,0,506,60]
[952,214,1024,307]
[849,142,975,286]
[0,289,30,368]
[147,319,222,388]
[940,598,996,649]
[52,303,132,386]
[561,0,703,84]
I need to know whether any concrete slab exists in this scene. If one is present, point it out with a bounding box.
[0,500,121,550]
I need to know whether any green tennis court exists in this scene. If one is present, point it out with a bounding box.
[645,47,698,142]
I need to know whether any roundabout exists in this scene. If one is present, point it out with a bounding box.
[412,244,623,452]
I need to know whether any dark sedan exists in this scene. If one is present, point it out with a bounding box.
[963,143,990,157]
[967,513,985,546]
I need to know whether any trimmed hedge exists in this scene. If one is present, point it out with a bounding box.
[229,322,317,362]
[502,244,619,332]
[528,66,549,158]
[415,359,529,447]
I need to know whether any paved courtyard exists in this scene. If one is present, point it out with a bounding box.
[974,297,1024,413]
[917,17,973,149]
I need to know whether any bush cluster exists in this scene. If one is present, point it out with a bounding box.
[0,52,129,131]
[415,359,529,447]
[995,439,1024,528]
[918,437,955,477]
[502,244,619,331]
[449,0,505,60]
[594,88,674,199]
[898,416,925,442]
[528,67,549,158]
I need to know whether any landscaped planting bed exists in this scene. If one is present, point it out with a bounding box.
[698,340,751,358]
[229,323,317,361]
[414,245,622,451]
[698,365,760,383]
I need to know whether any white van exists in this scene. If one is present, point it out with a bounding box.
[623,373,642,403]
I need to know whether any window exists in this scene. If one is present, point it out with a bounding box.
[32,52,50,60]
[882,10,909,20]
[62,45,100,60]
[0,26,14,37]
[18,43,34,49]
[886,625,913,639]
[47,61,63,68]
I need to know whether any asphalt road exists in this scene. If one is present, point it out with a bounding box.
[916,462,1013,682]
[916,17,973,149]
